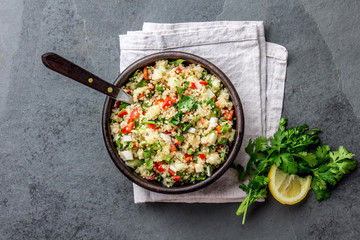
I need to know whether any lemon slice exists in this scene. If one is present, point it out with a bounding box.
[268,164,312,205]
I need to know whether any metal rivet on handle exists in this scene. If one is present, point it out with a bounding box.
[88,78,93,83]
[107,87,113,93]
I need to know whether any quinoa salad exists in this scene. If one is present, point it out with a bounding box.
[110,59,236,187]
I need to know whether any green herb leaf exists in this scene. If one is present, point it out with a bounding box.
[278,153,298,174]
[156,85,167,92]
[165,156,171,163]
[193,117,201,123]
[183,81,189,89]
[169,120,181,126]
[136,79,148,88]
[231,163,247,182]
[294,152,318,167]
[178,95,196,111]
[116,139,122,149]
[176,134,184,143]
[176,86,183,98]
[218,138,228,145]
[143,150,152,159]
[207,145,216,151]
[220,124,229,134]
[145,159,154,170]
[181,122,192,132]
[141,120,156,124]
[119,103,130,111]
[201,70,207,79]
[169,59,185,67]
[207,78,212,87]
[130,69,140,81]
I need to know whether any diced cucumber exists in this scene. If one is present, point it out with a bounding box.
[125,159,141,169]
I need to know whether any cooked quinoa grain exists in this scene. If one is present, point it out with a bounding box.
[110,59,235,187]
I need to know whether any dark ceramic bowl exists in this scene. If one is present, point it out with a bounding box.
[102,51,244,194]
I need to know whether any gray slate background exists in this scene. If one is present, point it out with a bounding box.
[1,0,360,239]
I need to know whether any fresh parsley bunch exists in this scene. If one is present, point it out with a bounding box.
[233,118,356,224]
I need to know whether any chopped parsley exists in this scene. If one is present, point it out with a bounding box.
[221,124,229,134]
[176,134,184,143]
[178,95,196,111]
[129,69,140,81]
[169,59,185,67]
[145,159,154,170]
[183,81,189,89]
[136,79,147,88]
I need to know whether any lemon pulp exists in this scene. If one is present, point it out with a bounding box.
[268,164,312,205]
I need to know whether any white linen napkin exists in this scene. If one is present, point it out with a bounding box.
[119,22,288,203]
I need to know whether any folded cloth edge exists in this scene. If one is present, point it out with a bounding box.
[119,25,258,50]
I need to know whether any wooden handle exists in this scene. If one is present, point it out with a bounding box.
[41,52,120,98]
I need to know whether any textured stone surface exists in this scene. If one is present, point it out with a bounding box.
[1,0,360,239]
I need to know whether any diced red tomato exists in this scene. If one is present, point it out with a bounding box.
[162,97,176,109]
[157,165,165,172]
[175,138,181,145]
[129,109,140,122]
[162,83,170,89]
[215,103,220,108]
[216,126,222,134]
[118,109,128,118]
[122,121,135,134]
[153,162,160,169]
[133,142,138,148]
[175,67,182,74]
[192,164,196,169]
[125,88,132,94]
[143,67,148,80]
[199,81,208,85]
[173,175,181,181]
[170,144,177,152]
[185,153,193,162]
[198,154,206,160]
[148,124,159,130]
[190,82,197,89]
[138,93,145,99]
[223,110,234,121]
[142,111,145,115]
[113,101,120,108]
[200,118,205,125]
[168,169,176,176]
[155,99,164,105]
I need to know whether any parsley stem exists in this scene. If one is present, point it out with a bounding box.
[236,189,254,224]
[242,189,252,224]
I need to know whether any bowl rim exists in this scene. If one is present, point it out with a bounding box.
[102,51,244,194]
